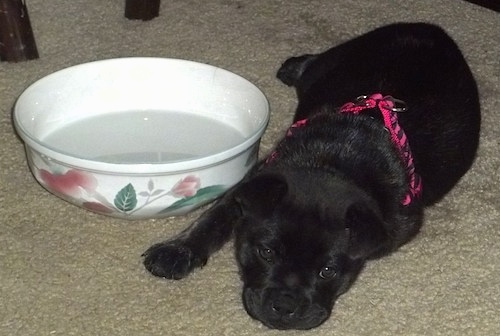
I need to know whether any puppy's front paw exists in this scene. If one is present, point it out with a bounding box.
[142,241,205,280]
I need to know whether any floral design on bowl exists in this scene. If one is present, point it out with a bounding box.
[39,167,225,217]
[27,148,238,219]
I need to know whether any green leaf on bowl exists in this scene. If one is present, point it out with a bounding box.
[159,185,226,214]
[114,183,138,212]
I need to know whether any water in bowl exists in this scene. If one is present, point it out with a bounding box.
[42,110,247,164]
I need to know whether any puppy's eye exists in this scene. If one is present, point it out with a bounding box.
[319,266,337,279]
[257,247,275,263]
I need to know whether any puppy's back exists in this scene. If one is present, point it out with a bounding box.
[278,23,481,205]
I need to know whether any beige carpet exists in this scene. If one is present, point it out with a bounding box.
[1,1,499,335]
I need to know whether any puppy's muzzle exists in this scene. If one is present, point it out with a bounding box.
[270,291,298,317]
[243,287,329,330]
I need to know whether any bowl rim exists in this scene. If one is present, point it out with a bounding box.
[13,57,270,175]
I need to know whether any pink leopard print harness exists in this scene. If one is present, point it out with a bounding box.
[267,93,422,206]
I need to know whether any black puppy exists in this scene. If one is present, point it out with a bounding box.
[143,23,480,330]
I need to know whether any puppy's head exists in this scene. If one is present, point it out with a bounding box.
[234,173,388,330]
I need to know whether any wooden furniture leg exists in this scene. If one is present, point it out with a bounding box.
[0,0,38,62]
[125,0,161,21]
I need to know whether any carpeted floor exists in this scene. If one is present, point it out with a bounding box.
[1,1,499,335]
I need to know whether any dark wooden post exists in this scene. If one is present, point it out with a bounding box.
[125,0,160,21]
[0,0,39,62]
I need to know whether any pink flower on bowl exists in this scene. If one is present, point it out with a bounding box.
[39,169,97,198]
[170,175,201,198]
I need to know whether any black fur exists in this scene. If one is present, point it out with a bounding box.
[143,23,480,330]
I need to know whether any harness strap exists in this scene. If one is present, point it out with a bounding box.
[267,93,422,206]
[339,93,422,205]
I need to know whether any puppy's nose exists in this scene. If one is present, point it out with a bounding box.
[271,293,298,317]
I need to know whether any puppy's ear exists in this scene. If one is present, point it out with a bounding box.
[234,173,288,216]
[345,202,388,260]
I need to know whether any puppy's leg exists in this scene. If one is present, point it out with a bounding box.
[143,196,241,279]
[276,54,316,86]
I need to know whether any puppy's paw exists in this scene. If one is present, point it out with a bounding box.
[277,54,316,86]
[142,241,206,280]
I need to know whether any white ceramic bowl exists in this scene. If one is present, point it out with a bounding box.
[14,57,269,219]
